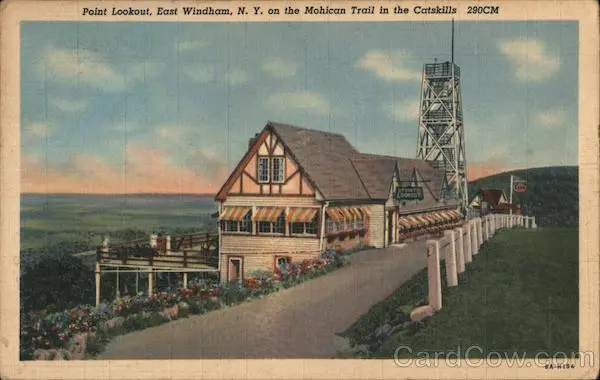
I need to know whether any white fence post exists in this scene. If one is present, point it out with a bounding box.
[455,227,465,273]
[464,222,473,263]
[150,232,157,248]
[491,214,496,235]
[477,218,483,246]
[482,217,488,242]
[471,220,479,256]
[427,240,442,311]
[444,231,458,287]
[532,216,537,228]
[166,235,172,255]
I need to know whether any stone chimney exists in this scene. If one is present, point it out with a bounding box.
[248,133,261,149]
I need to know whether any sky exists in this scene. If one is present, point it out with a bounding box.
[20,21,578,194]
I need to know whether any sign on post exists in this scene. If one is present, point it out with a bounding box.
[514,183,527,192]
[395,186,424,201]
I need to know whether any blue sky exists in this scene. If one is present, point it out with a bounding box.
[20,21,578,193]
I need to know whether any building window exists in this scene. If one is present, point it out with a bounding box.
[272,213,285,233]
[291,222,304,234]
[290,219,317,236]
[272,157,285,183]
[239,212,252,232]
[325,217,336,234]
[257,213,285,234]
[356,218,364,229]
[258,221,271,233]
[221,210,252,233]
[258,156,270,183]
[275,256,291,270]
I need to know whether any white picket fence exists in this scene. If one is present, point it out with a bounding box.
[425,213,537,312]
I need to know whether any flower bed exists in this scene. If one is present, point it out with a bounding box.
[21,248,352,360]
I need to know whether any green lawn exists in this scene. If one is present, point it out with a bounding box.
[342,228,579,358]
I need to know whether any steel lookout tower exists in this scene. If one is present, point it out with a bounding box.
[416,19,468,212]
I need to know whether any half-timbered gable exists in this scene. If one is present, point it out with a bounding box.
[216,127,318,199]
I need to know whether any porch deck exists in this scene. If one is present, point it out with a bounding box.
[96,232,219,271]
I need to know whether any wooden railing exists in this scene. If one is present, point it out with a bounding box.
[172,232,217,252]
[96,232,219,269]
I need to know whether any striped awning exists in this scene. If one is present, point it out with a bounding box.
[252,207,284,222]
[338,207,356,220]
[451,210,463,219]
[326,208,344,223]
[398,217,412,229]
[433,212,446,222]
[405,216,421,227]
[423,214,437,224]
[327,207,366,223]
[440,210,453,221]
[349,208,363,219]
[219,207,251,221]
[361,207,372,217]
[415,215,429,225]
[287,208,318,223]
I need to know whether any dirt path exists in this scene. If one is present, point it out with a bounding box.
[97,241,428,359]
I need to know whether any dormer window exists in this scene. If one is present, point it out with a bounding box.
[258,156,270,183]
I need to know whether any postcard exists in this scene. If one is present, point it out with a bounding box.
[1,0,598,379]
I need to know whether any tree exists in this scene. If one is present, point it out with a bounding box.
[20,254,95,313]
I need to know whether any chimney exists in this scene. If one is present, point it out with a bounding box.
[248,133,260,150]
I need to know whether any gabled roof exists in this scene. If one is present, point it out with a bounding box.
[350,157,397,200]
[475,188,507,208]
[217,121,447,202]
[269,122,369,200]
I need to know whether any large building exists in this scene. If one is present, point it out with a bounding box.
[214,122,464,282]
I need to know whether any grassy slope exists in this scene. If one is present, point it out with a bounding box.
[343,228,578,358]
[468,166,578,228]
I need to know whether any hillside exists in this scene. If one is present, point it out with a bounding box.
[468,166,578,227]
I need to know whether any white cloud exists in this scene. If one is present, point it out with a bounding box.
[497,39,561,82]
[535,108,566,128]
[183,65,214,82]
[262,57,297,78]
[53,99,88,113]
[357,50,421,82]
[40,47,162,92]
[129,61,164,81]
[266,91,332,115]
[23,122,52,138]
[177,40,210,52]
[384,98,420,121]
[224,69,249,85]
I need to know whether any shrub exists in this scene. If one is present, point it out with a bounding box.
[21,254,95,314]
[219,283,247,306]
